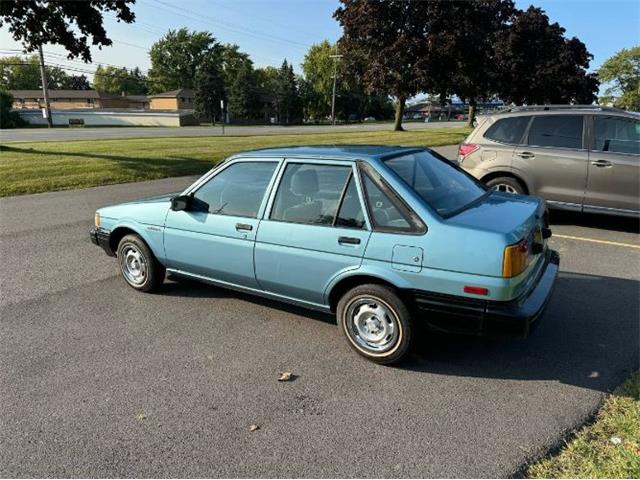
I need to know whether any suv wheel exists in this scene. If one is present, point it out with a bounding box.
[117,234,165,292]
[337,284,412,365]
[486,176,524,195]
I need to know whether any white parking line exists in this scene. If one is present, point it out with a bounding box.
[554,234,640,250]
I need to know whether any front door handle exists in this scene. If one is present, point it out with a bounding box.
[338,236,361,245]
[235,223,253,231]
[591,160,612,168]
[516,151,535,159]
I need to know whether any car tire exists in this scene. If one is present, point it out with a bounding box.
[337,283,412,365]
[116,234,165,292]
[485,176,525,195]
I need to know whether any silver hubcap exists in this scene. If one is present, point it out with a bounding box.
[346,297,399,353]
[492,183,518,194]
[120,244,147,286]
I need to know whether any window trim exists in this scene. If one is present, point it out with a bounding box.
[188,158,281,219]
[589,114,640,157]
[265,159,370,231]
[357,161,427,235]
[524,114,587,151]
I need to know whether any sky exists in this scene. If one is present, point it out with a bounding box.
[1,0,638,82]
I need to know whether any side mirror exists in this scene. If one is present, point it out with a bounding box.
[171,194,191,211]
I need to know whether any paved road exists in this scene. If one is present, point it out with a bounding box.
[1,175,638,477]
[0,120,466,143]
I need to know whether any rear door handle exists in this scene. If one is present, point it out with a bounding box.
[338,236,361,245]
[591,160,612,168]
[516,151,535,159]
[235,223,253,231]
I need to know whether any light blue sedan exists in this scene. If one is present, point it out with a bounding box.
[90,146,559,364]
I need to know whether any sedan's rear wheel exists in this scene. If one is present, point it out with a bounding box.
[337,284,412,365]
[117,234,165,292]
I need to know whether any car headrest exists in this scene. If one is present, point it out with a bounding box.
[290,169,319,196]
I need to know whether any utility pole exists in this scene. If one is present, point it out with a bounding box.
[329,52,343,126]
[37,45,53,128]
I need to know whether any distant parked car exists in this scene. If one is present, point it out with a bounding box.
[363,116,376,122]
[90,146,559,364]
[458,105,640,217]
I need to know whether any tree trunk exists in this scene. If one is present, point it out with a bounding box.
[394,96,406,131]
[467,98,477,128]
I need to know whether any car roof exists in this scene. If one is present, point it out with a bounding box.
[229,144,422,162]
[486,106,639,121]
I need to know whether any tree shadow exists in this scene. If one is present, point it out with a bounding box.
[550,209,639,234]
[160,271,638,393]
[1,145,213,178]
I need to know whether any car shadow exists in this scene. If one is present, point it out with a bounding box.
[550,209,639,234]
[160,271,638,393]
[407,271,639,393]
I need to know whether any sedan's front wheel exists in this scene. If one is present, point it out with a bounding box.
[117,234,165,292]
[337,284,412,365]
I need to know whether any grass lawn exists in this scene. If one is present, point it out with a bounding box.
[528,372,640,478]
[0,128,469,197]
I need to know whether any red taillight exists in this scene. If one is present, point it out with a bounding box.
[458,143,479,158]
[464,286,489,296]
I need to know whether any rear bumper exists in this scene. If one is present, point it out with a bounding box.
[89,227,115,257]
[408,249,560,338]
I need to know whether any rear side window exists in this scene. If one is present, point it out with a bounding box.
[192,161,278,217]
[527,115,584,149]
[593,116,640,154]
[270,163,353,226]
[484,116,530,144]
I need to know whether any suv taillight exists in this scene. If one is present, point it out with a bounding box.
[458,143,479,158]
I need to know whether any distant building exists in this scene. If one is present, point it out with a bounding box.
[148,89,195,110]
[9,90,150,110]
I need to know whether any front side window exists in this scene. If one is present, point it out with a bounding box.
[593,116,640,155]
[384,150,486,218]
[527,115,584,149]
[192,161,278,217]
[270,163,354,226]
[484,116,530,144]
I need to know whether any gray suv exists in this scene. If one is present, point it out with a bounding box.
[458,106,639,217]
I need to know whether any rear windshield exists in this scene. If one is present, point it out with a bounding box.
[385,150,487,217]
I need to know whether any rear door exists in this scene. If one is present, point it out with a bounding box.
[513,114,588,208]
[254,160,371,306]
[584,114,640,214]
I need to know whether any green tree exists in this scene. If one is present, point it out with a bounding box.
[148,29,218,93]
[334,1,430,130]
[0,0,135,62]
[275,60,302,124]
[302,40,337,120]
[598,46,640,110]
[222,44,259,121]
[0,89,26,128]
[0,55,72,89]
[194,50,225,124]
[495,6,598,105]
[93,65,147,94]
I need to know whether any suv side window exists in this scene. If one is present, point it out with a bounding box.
[527,115,584,149]
[192,161,278,217]
[484,116,530,144]
[270,163,361,226]
[593,116,640,155]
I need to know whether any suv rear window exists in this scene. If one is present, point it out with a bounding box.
[484,116,530,144]
[527,115,584,149]
[593,115,640,154]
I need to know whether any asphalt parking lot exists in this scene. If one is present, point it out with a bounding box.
[1,171,638,477]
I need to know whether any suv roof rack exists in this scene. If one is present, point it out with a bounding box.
[498,105,625,114]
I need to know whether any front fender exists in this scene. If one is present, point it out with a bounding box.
[109,218,165,261]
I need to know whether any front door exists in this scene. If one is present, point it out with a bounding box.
[584,115,640,214]
[164,160,280,288]
[254,161,371,306]
[512,114,588,207]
